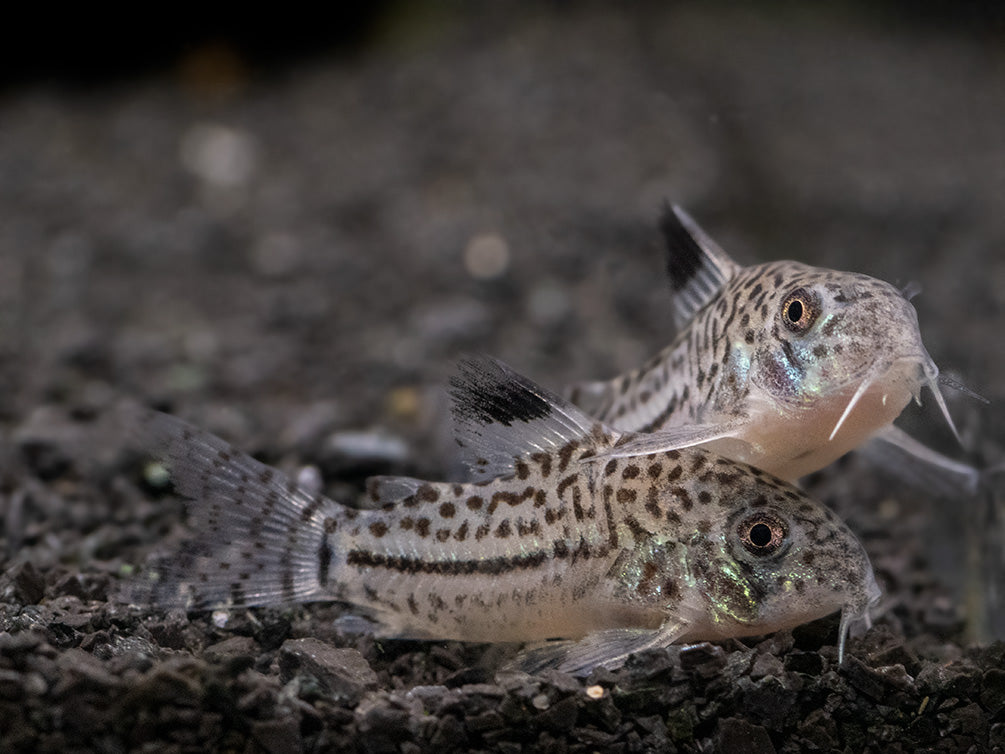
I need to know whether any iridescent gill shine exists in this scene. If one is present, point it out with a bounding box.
[568,206,952,481]
[128,357,879,674]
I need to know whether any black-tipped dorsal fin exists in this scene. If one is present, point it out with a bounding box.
[661,204,740,330]
[449,355,613,482]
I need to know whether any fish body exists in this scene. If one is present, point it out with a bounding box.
[131,357,878,673]
[569,205,958,481]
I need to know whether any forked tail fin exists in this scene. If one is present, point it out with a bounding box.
[122,409,341,611]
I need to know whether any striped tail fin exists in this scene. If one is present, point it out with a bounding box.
[123,410,341,611]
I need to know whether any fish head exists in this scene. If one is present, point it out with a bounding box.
[745,263,935,409]
[680,467,879,657]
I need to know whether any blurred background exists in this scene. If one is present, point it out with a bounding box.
[1,2,1003,638]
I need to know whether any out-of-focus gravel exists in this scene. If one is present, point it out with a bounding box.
[1,5,1003,751]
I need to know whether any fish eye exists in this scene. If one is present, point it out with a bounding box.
[780,287,819,334]
[738,513,788,556]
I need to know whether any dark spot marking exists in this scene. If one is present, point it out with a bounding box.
[534,489,547,508]
[572,487,585,521]
[673,486,693,511]
[301,496,326,522]
[436,528,451,542]
[556,474,578,498]
[495,519,512,538]
[698,490,712,505]
[475,524,490,541]
[515,460,530,480]
[558,441,579,473]
[369,521,388,538]
[346,549,551,576]
[518,520,540,537]
[439,502,456,519]
[647,462,663,479]
[400,517,414,531]
[616,488,637,505]
[604,459,618,476]
[532,452,552,478]
[667,464,683,482]
[317,535,332,587]
[408,594,419,615]
[417,484,439,503]
[416,518,431,537]
[454,521,469,541]
[466,495,483,511]
[622,464,641,480]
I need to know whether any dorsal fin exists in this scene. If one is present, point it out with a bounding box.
[449,355,612,482]
[661,203,740,330]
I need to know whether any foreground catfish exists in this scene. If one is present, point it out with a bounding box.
[126,356,879,675]
[569,205,976,483]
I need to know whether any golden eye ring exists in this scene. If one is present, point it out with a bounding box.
[738,513,788,556]
[780,287,820,334]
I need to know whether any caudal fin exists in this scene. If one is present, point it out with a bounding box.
[122,410,340,611]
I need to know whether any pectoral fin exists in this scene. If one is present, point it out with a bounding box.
[867,424,980,496]
[586,420,751,464]
[511,620,688,676]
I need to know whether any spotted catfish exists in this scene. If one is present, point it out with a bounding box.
[569,205,973,482]
[126,356,879,675]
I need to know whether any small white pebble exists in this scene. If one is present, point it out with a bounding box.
[464,232,510,280]
[296,465,324,497]
[211,610,230,629]
[180,123,257,188]
[531,693,551,710]
[585,685,604,700]
[143,461,171,489]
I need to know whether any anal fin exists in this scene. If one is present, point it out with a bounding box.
[510,620,688,676]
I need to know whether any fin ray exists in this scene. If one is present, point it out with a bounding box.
[661,204,740,330]
[586,420,749,464]
[512,620,688,675]
[124,409,336,610]
[450,355,612,481]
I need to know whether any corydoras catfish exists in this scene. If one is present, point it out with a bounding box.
[125,356,879,675]
[569,205,975,483]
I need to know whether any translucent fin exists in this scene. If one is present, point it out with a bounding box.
[586,420,749,464]
[123,409,337,610]
[365,475,427,505]
[513,621,688,676]
[864,425,980,497]
[450,355,613,482]
[661,204,740,331]
[565,378,616,422]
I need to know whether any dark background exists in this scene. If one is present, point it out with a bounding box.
[1,3,1004,750]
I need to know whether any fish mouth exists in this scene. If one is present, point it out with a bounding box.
[827,350,959,444]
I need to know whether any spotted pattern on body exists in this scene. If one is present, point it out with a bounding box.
[568,205,954,481]
[128,356,879,673]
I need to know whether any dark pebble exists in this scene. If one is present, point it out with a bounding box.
[12,561,46,605]
[279,638,378,705]
[717,717,776,754]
